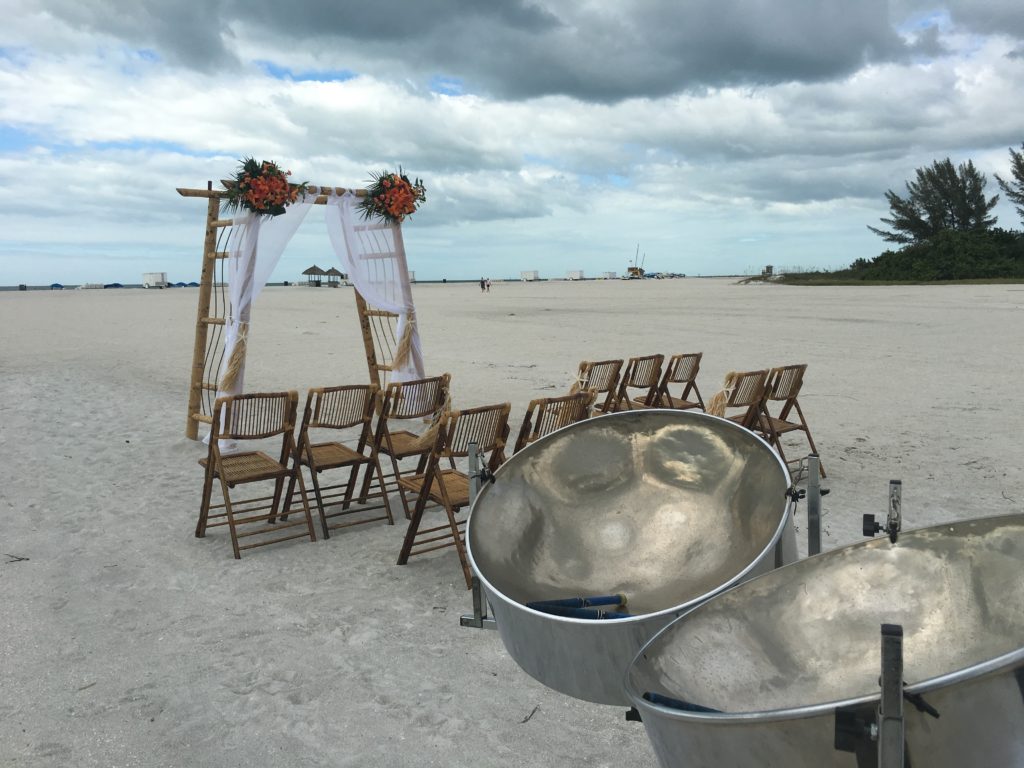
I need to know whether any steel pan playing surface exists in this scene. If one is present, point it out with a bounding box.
[467,410,794,704]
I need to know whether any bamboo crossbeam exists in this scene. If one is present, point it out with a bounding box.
[200,317,226,326]
[177,183,368,205]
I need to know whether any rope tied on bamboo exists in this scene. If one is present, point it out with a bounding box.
[706,371,739,417]
[408,389,452,454]
[218,321,249,392]
[392,310,416,373]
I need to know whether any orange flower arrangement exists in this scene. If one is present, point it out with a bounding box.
[224,158,307,217]
[358,167,427,224]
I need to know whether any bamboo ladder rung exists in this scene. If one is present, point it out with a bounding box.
[201,317,226,326]
[192,413,213,424]
[208,251,230,260]
[201,382,219,391]
[211,219,234,228]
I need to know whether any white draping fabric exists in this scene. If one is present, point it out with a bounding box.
[324,191,425,382]
[205,197,314,445]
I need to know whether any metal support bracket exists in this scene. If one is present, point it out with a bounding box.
[460,576,497,629]
[878,623,905,768]
[460,441,497,630]
[807,454,822,555]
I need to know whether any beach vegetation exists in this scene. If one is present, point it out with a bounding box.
[868,158,998,245]
[777,150,1024,284]
[995,143,1024,224]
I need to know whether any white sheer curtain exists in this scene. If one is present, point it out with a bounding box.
[205,197,314,445]
[324,191,425,382]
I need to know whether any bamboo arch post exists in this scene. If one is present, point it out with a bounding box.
[183,182,230,439]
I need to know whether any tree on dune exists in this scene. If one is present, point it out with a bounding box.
[995,143,1024,224]
[868,158,999,244]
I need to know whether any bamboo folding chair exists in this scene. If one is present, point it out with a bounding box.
[286,384,394,539]
[513,389,597,454]
[369,373,452,518]
[571,359,623,414]
[609,354,665,411]
[196,391,316,558]
[757,364,826,477]
[396,402,511,588]
[706,369,770,430]
[656,353,706,411]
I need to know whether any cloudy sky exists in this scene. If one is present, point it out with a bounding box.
[2,0,1022,284]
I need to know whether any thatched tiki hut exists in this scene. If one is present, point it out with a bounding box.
[325,267,347,287]
[302,265,326,287]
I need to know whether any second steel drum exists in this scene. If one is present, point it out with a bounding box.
[625,514,1024,767]
[467,410,796,705]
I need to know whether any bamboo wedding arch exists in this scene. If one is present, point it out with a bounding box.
[177,181,410,440]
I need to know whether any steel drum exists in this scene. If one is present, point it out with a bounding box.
[466,409,796,705]
[625,514,1024,767]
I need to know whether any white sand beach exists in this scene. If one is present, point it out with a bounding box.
[2,279,1023,767]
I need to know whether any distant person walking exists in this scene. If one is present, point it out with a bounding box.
[480,277,486,293]
[486,278,491,293]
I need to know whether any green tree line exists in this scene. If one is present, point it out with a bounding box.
[837,144,1024,281]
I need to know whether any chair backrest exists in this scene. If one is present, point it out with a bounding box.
[572,359,623,395]
[212,391,297,440]
[382,373,451,420]
[303,384,379,431]
[664,353,702,385]
[726,369,769,408]
[439,403,511,459]
[765,364,807,403]
[514,389,596,454]
[623,354,664,388]
[614,354,664,408]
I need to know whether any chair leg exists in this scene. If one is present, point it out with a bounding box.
[392,455,418,521]
[308,468,331,539]
[446,503,473,589]
[290,467,318,544]
[794,403,826,478]
[269,475,286,525]
[397,483,431,565]
[196,463,215,538]
[340,463,361,511]
[372,456,395,525]
[218,476,242,560]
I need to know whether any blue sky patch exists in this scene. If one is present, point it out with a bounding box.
[430,76,465,96]
[0,124,42,152]
[256,60,356,82]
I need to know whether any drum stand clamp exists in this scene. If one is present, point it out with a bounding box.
[863,480,902,544]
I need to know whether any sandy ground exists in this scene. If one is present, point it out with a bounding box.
[2,279,1022,767]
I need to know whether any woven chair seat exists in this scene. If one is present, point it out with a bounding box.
[381,429,430,458]
[761,415,803,436]
[398,469,470,508]
[660,394,701,410]
[199,451,289,485]
[303,441,369,470]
